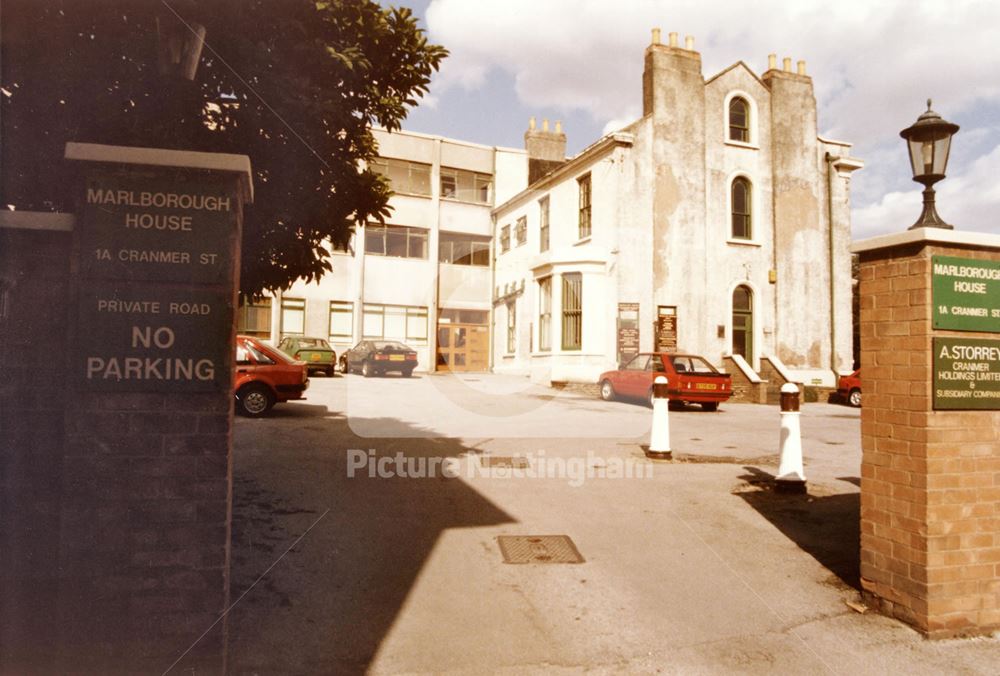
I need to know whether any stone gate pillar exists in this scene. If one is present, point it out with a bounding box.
[853,227,1000,638]
[59,143,251,672]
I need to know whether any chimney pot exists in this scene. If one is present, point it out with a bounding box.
[685,35,694,50]
[555,120,563,134]
[542,118,549,132]
[768,53,777,70]
[797,60,806,75]
[783,57,792,72]
[651,27,661,44]
[529,116,536,130]
[669,32,678,47]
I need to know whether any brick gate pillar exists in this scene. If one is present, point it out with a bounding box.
[853,227,1000,638]
[59,143,251,672]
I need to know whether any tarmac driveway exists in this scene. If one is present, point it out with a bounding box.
[224,373,999,675]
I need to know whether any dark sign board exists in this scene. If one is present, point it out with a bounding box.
[656,308,677,352]
[78,172,237,285]
[617,302,640,364]
[933,336,1000,410]
[76,283,234,392]
[932,255,1000,333]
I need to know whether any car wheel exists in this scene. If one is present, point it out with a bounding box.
[702,401,719,412]
[647,389,656,408]
[849,388,861,408]
[326,366,335,378]
[362,360,373,378]
[402,368,413,378]
[236,384,274,417]
[599,380,615,401]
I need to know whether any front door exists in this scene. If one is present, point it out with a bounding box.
[732,286,753,362]
[436,324,489,372]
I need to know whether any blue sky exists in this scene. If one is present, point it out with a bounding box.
[392,0,1000,240]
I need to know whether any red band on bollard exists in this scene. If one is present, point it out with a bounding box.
[780,389,800,412]
[652,381,670,399]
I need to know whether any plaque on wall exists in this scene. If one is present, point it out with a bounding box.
[617,302,639,364]
[933,336,1000,410]
[932,256,1000,333]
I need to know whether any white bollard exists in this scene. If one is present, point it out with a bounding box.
[646,375,672,459]
[776,382,807,493]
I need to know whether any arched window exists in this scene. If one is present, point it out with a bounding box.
[732,286,753,361]
[728,97,749,142]
[731,177,752,240]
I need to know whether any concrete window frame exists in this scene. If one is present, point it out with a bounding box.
[725,170,761,246]
[723,90,759,150]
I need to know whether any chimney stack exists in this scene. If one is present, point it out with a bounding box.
[524,117,567,184]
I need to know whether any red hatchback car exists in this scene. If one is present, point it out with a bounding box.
[234,335,309,417]
[837,369,862,407]
[598,353,733,411]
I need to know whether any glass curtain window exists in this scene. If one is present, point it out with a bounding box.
[371,157,431,196]
[729,97,749,142]
[281,298,305,336]
[364,224,428,259]
[578,174,592,239]
[362,304,427,340]
[439,232,491,266]
[538,277,552,351]
[731,178,752,239]
[440,167,492,204]
[329,301,353,338]
[561,273,582,350]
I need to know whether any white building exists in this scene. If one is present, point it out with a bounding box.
[240,32,862,399]
[239,129,527,373]
[493,34,862,394]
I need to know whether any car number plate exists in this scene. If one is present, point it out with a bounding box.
[311,354,320,361]
[389,355,404,361]
[695,383,717,390]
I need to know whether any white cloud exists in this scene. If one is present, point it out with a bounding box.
[853,138,1000,239]
[424,0,1000,237]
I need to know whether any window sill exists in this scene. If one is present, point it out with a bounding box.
[724,140,759,151]
[573,236,592,247]
[364,253,430,261]
[726,238,762,247]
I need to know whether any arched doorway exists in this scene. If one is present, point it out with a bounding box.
[732,285,753,362]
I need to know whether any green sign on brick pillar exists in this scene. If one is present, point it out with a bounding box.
[933,336,1000,410]
[931,255,1000,332]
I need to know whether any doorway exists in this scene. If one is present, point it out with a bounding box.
[732,286,753,362]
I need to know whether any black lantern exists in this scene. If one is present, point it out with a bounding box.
[156,6,206,81]
[899,100,959,230]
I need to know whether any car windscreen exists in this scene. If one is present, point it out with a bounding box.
[671,356,718,374]
[372,341,409,351]
[298,338,331,349]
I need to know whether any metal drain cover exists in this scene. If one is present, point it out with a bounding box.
[497,535,585,564]
[480,456,530,469]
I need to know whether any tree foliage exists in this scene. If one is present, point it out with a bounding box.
[1,0,446,296]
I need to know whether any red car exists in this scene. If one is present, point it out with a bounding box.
[598,353,732,411]
[234,335,309,417]
[837,369,861,407]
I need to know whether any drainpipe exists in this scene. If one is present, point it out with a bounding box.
[825,153,838,374]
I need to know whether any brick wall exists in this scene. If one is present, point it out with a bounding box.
[858,241,1000,638]
[0,226,72,672]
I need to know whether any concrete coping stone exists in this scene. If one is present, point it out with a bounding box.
[65,142,254,204]
[0,211,76,231]
[851,227,1000,254]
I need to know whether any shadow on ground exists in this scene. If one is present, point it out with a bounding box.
[225,403,514,675]
[735,467,860,591]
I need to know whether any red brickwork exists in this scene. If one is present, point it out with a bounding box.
[859,242,1000,638]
